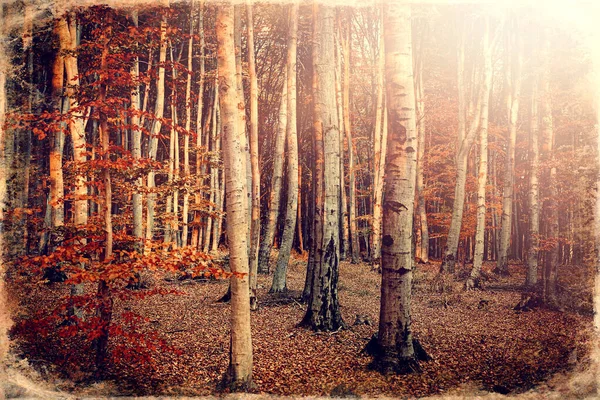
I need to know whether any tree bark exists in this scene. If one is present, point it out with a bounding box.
[130,11,143,249]
[217,5,253,389]
[341,15,359,263]
[374,3,420,374]
[145,16,167,249]
[258,78,286,273]
[539,28,558,307]
[271,4,299,293]
[496,19,523,276]
[371,16,386,263]
[414,20,429,264]
[301,5,345,331]
[467,17,492,290]
[192,0,205,250]
[440,16,483,274]
[247,3,260,311]
[182,3,195,247]
[526,50,540,288]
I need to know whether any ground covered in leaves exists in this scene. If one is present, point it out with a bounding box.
[8,252,594,398]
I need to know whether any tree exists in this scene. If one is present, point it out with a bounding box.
[371,11,386,262]
[372,2,420,373]
[539,28,558,307]
[258,77,287,274]
[145,15,167,249]
[271,3,298,293]
[342,10,359,263]
[216,4,253,389]
[0,4,9,395]
[526,35,540,289]
[467,16,492,290]
[496,15,523,276]
[301,4,345,331]
[414,18,429,264]
[440,13,483,274]
[247,2,260,310]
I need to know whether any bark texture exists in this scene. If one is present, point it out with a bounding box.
[217,5,253,389]
[271,4,299,293]
[301,5,345,331]
[374,3,420,374]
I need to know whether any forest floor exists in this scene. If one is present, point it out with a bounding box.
[7,251,596,398]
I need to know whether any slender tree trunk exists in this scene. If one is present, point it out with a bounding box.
[374,3,421,374]
[440,17,483,274]
[50,25,65,248]
[303,3,321,302]
[301,5,345,331]
[192,0,205,250]
[342,14,359,263]
[57,13,87,316]
[130,11,143,248]
[371,17,385,263]
[182,4,195,247]
[414,21,429,264]
[145,16,167,249]
[540,29,558,307]
[271,4,299,293]
[334,25,348,261]
[258,79,286,273]
[0,6,10,393]
[94,26,114,376]
[467,17,491,290]
[247,3,260,311]
[204,83,219,253]
[526,58,540,288]
[217,5,253,388]
[496,20,523,276]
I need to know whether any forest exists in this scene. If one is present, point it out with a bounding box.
[0,0,600,398]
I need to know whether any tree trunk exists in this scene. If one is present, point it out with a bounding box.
[258,79,287,273]
[440,17,483,274]
[373,3,420,374]
[540,28,558,307]
[50,23,65,248]
[247,3,260,311]
[496,19,523,276]
[301,5,345,331]
[341,16,359,263]
[303,3,321,302]
[526,54,540,288]
[182,3,195,247]
[217,5,253,389]
[145,16,167,249]
[94,25,114,377]
[57,13,86,316]
[130,11,143,248]
[0,5,10,394]
[467,17,491,290]
[414,21,429,264]
[271,4,299,293]
[192,0,205,250]
[371,16,386,263]
[334,24,348,261]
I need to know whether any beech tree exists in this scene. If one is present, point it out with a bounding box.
[496,16,523,276]
[301,4,344,331]
[271,3,298,293]
[440,14,483,274]
[467,16,492,289]
[372,2,420,373]
[216,4,253,389]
